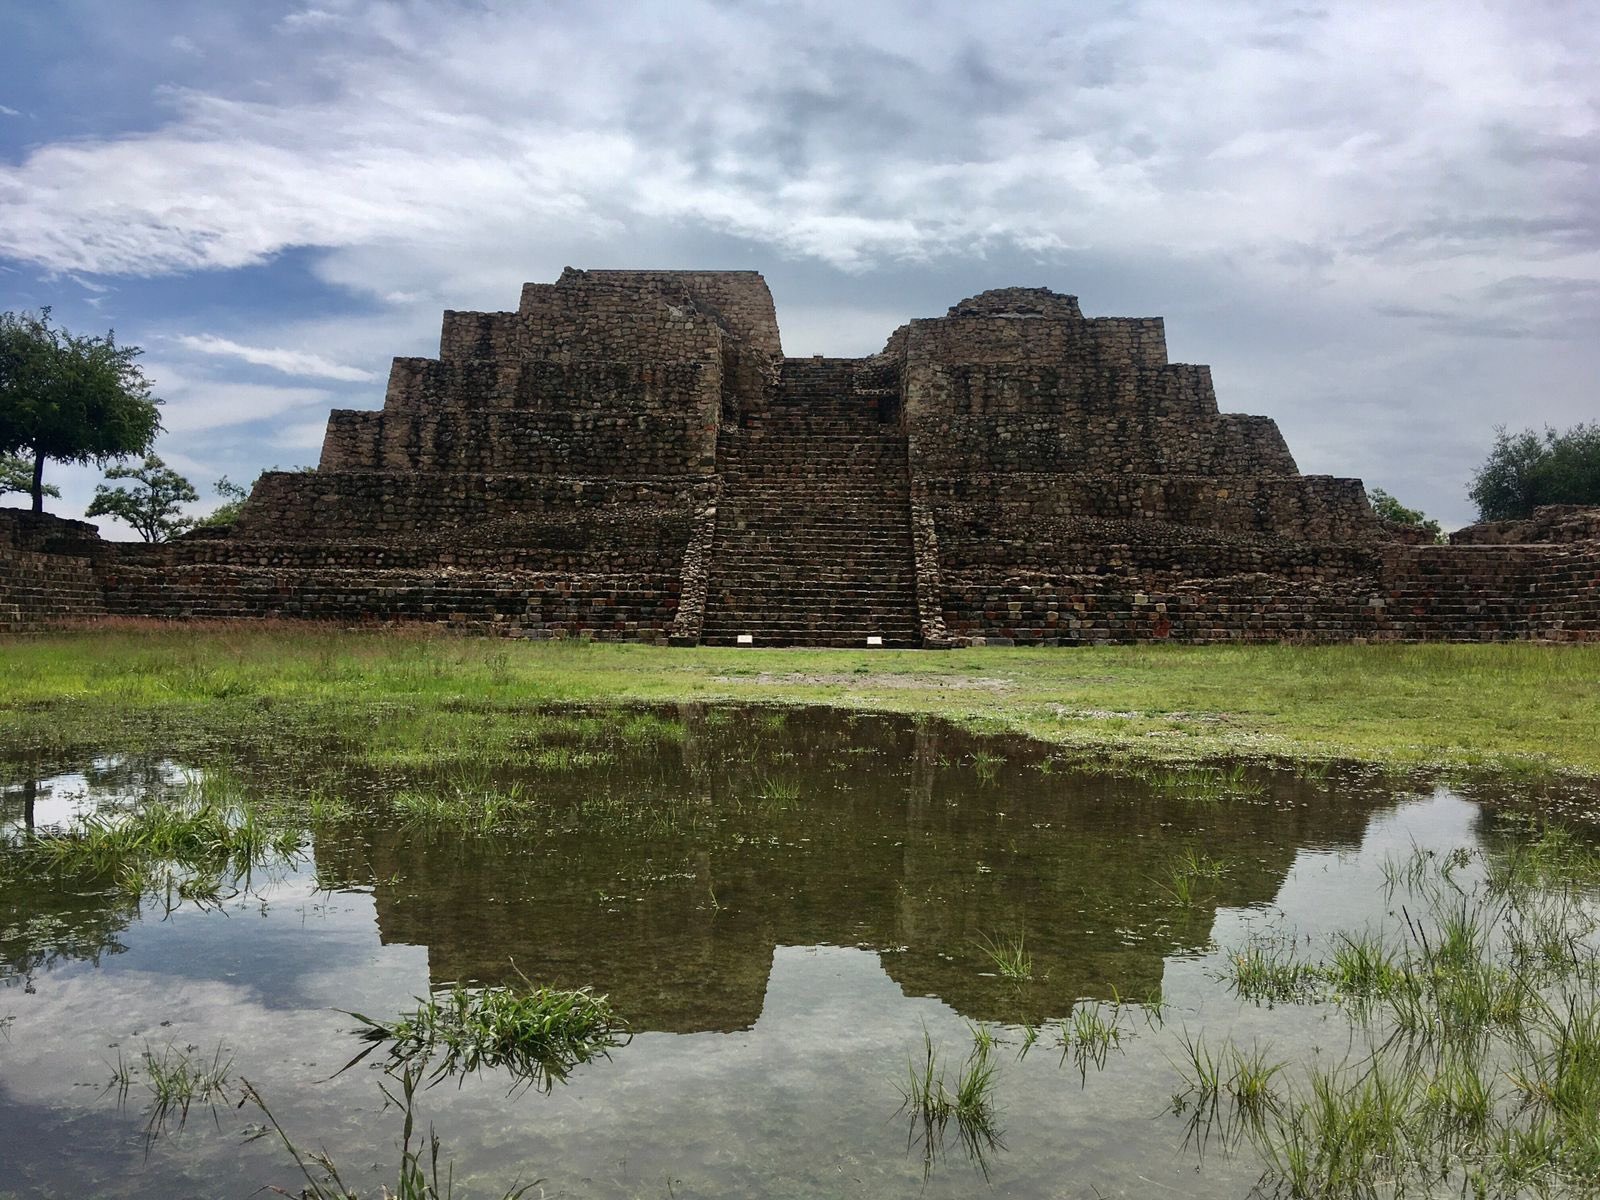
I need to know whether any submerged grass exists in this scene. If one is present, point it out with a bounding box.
[1205,827,1600,1196]
[974,931,1035,982]
[4,627,1598,775]
[104,1041,235,1139]
[15,770,301,902]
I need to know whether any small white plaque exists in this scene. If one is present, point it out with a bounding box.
[737,634,754,645]
[866,636,884,646]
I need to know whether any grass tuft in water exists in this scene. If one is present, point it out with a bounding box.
[897,1029,1004,1177]
[21,773,300,902]
[104,1041,235,1139]
[1204,834,1600,1196]
[346,977,629,1093]
[1058,1002,1127,1080]
[755,777,801,807]
[974,931,1035,982]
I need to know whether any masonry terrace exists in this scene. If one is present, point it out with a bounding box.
[3,269,1596,643]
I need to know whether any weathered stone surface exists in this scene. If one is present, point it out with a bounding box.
[2,272,1595,643]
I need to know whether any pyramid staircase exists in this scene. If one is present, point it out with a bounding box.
[700,358,922,647]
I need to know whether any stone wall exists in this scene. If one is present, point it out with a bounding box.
[941,539,1600,644]
[231,472,711,560]
[925,474,1378,553]
[97,562,681,640]
[892,288,1378,550]
[0,511,107,632]
[1452,506,1600,546]
[903,363,1297,476]
[319,361,719,476]
[2,273,1594,646]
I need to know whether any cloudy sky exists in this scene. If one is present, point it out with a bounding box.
[2,0,1595,534]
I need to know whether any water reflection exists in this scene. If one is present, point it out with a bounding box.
[2,709,1550,1199]
[312,712,1385,1029]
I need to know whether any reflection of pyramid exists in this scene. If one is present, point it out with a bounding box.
[316,710,1386,1031]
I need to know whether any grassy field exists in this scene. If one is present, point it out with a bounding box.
[3,623,1597,777]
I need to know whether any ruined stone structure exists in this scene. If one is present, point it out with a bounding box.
[3,268,1597,642]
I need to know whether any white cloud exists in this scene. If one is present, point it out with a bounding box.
[174,333,378,382]
[1,0,1596,528]
[150,364,336,435]
[0,104,20,117]
[0,0,1592,299]
[274,418,335,449]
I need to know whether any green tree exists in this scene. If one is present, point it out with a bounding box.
[0,308,162,512]
[1368,487,1442,542]
[0,453,60,501]
[193,475,250,528]
[192,465,312,528]
[85,453,198,542]
[1469,423,1600,521]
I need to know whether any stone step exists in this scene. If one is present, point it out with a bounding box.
[706,566,916,581]
[701,631,921,645]
[699,634,922,648]
[705,407,920,646]
[702,611,921,628]
[704,582,917,597]
[714,521,913,537]
[714,539,911,549]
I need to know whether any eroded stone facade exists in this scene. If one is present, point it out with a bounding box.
[2,269,1595,643]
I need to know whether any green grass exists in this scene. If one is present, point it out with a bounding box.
[1203,833,1600,1196]
[2,626,1598,776]
[974,930,1035,982]
[105,1041,235,1138]
[898,1029,1004,1175]
[17,770,301,901]
[1059,1002,1127,1078]
[345,979,628,1092]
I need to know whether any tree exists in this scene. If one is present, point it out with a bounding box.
[1468,423,1600,521]
[192,465,312,528]
[0,308,162,512]
[193,475,250,528]
[85,453,198,542]
[1368,487,1442,542]
[0,453,60,501]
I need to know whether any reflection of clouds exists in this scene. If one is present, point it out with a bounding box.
[0,776,1513,1197]
[1,757,192,838]
[1208,788,1481,952]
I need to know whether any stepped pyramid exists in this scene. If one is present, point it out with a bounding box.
[57,268,1591,643]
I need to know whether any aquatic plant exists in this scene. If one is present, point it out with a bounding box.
[1058,1003,1126,1079]
[897,1029,1003,1176]
[970,751,1004,780]
[1226,937,1322,1005]
[755,776,801,806]
[1200,834,1600,1196]
[242,1065,538,1200]
[974,930,1035,982]
[104,1041,235,1138]
[1158,847,1227,907]
[20,776,300,902]
[346,979,628,1092]
[141,1041,234,1133]
[389,774,531,835]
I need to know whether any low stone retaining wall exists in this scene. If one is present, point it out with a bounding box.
[0,512,107,633]
[97,562,682,640]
